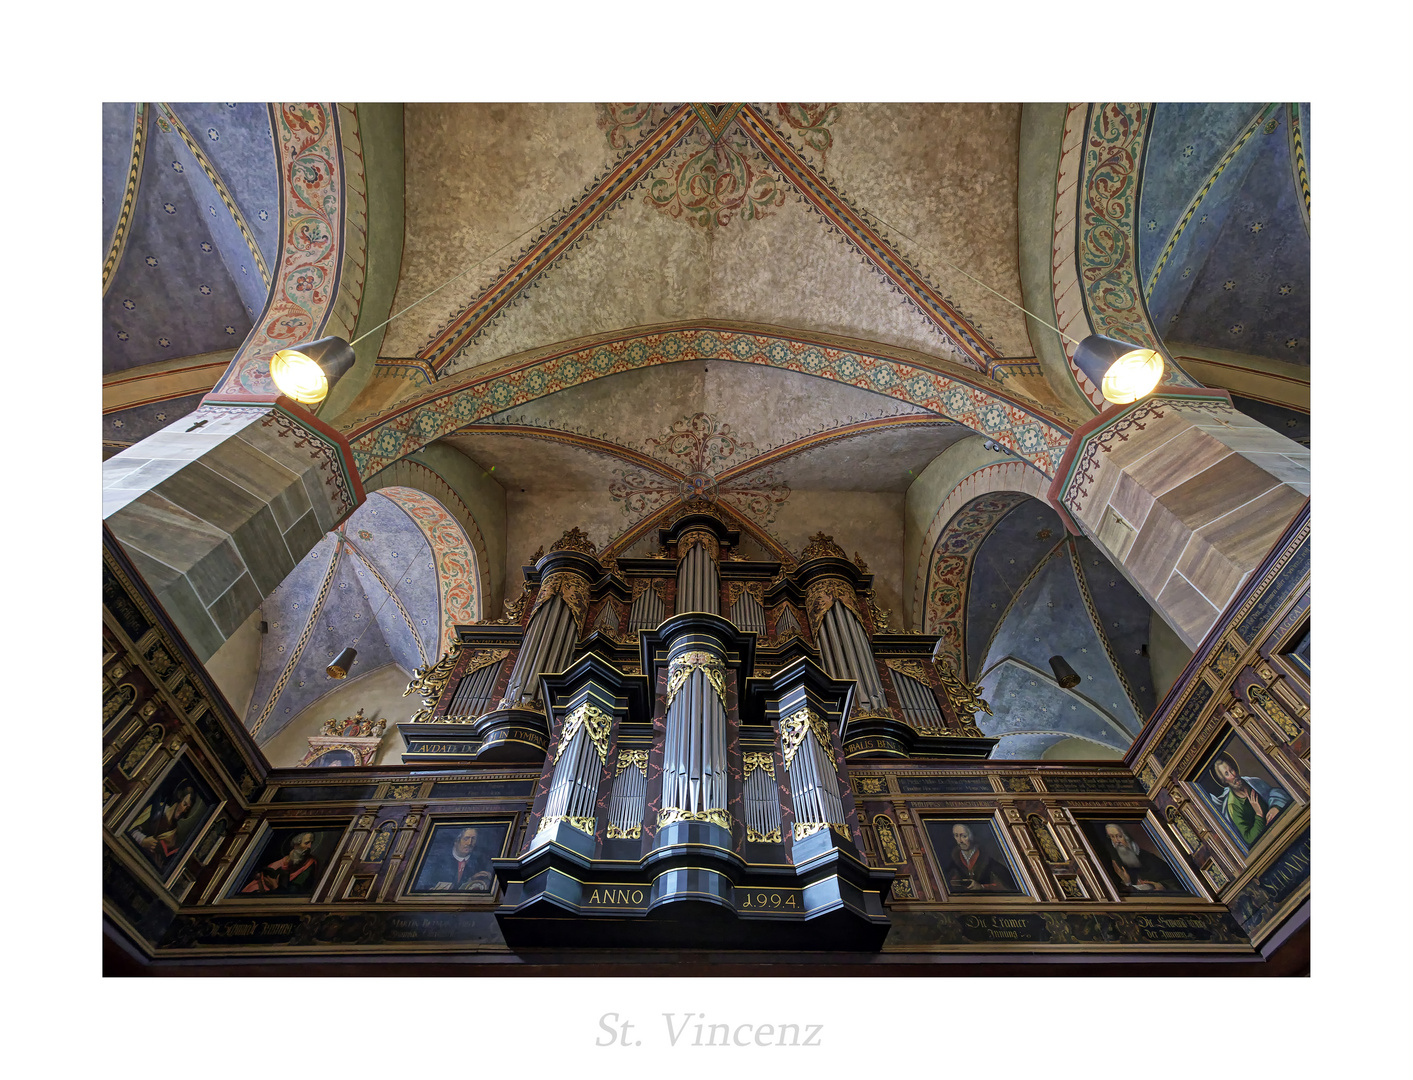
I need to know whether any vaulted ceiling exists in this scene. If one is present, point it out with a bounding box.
[101,103,1312,753]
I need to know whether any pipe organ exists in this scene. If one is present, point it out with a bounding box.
[391,505,997,947]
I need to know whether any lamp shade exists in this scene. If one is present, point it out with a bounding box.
[270,336,357,405]
[327,646,357,679]
[1071,335,1164,405]
[1048,655,1081,689]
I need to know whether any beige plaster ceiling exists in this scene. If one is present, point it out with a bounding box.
[381,103,1030,369]
[370,103,1038,624]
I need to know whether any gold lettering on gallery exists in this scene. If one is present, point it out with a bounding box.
[587,888,646,905]
[1261,845,1311,891]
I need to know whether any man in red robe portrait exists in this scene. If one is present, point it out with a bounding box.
[240,831,320,895]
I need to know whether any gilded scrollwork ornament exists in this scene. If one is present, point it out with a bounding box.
[804,577,860,629]
[1026,814,1066,862]
[665,651,727,709]
[539,814,597,836]
[933,658,992,735]
[885,658,931,683]
[402,647,459,723]
[726,581,764,608]
[801,531,847,561]
[793,820,844,841]
[1248,684,1302,740]
[550,526,598,556]
[319,708,388,739]
[658,806,732,830]
[872,815,903,864]
[677,527,720,561]
[553,703,613,765]
[492,579,534,624]
[615,748,649,776]
[779,706,834,769]
[742,751,775,778]
[865,588,896,632]
[534,571,592,628]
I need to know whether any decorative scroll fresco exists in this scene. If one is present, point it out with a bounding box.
[417,106,698,370]
[605,412,793,524]
[1076,104,1198,388]
[376,486,479,657]
[596,103,674,152]
[776,103,842,166]
[646,126,785,229]
[347,325,1074,481]
[212,104,344,396]
[103,103,147,296]
[923,493,1029,674]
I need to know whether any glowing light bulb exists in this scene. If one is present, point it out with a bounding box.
[270,347,330,404]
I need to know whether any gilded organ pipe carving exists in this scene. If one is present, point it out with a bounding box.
[553,704,613,766]
[677,528,720,561]
[665,651,727,709]
[658,806,732,830]
[743,752,775,778]
[533,571,592,628]
[804,577,861,629]
[780,707,833,770]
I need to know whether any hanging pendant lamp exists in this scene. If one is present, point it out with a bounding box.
[1071,335,1165,405]
[327,646,358,680]
[270,336,357,406]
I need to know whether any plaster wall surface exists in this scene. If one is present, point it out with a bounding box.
[203,605,264,720]
[1016,102,1093,418]
[903,435,1020,627]
[383,103,616,359]
[259,662,415,767]
[803,102,1029,357]
[324,102,407,420]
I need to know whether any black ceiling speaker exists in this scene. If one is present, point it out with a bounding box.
[1049,655,1081,689]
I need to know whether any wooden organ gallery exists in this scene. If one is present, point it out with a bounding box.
[98,102,1314,975]
[102,500,1311,972]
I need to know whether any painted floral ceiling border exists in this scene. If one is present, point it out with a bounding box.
[348,324,1074,482]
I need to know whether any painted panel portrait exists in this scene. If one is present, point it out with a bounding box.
[1190,730,1293,851]
[229,825,346,899]
[125,758,218,879]
[307,748,356,768]
[408,821,511,896]
[924,818,1023,896]
[1080,819,1192,896]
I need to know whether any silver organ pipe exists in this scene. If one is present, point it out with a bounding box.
[607,752,648,839]
[730,589,766,635]
[893,669,945,732]
[628,585,666,632]
[444,659,504,720]
[819,601,889,713]
[676,540,719,614]
[661,666,728,815]
[502,594,578,708]
[744,757,782,843]
[785,713,846,833]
